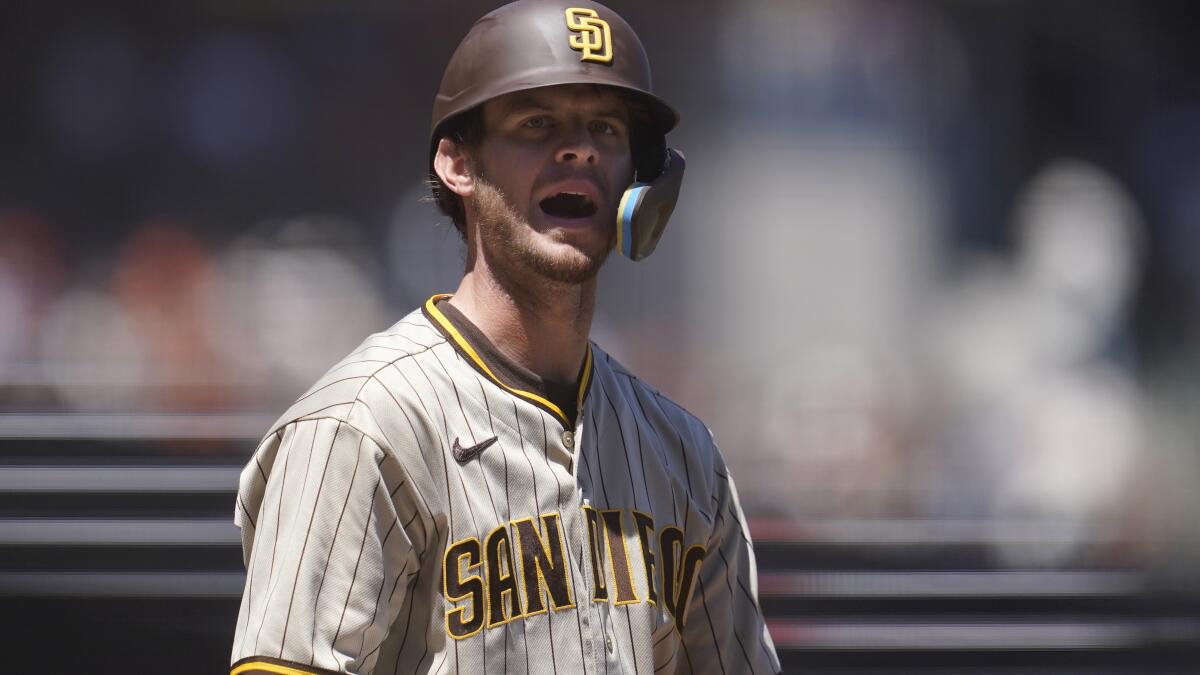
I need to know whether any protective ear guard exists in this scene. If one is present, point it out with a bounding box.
[616,147,685,261]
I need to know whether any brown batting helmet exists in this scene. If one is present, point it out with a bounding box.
[430,0,678,157]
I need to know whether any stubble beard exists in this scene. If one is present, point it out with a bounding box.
[470,176,613,287]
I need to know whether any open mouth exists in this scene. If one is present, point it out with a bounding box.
[539,192,597,219]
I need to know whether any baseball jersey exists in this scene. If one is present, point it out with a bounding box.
[231,294,780,674]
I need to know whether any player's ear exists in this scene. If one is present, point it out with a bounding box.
[434,137,475,198]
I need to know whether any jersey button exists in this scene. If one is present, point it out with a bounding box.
[605,635,614,653]
[562,430,575,449]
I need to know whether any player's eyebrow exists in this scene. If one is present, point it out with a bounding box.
[498,94,629,123]
[498,94,553,117]
[592,107,629,122]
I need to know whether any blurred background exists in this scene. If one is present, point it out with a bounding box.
[2,0,1200,672]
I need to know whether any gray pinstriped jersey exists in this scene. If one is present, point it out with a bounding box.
[231,295,780,674]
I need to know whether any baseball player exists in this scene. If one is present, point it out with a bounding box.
[230,1,780,673]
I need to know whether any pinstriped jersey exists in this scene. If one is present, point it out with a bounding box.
[231,295,781,674]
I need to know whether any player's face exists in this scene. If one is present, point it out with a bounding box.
[468,85,634,285]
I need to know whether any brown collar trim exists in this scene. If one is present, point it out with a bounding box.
[421,294,592,428]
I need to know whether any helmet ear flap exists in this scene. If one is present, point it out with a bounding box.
[616,97,682,262]
[618,147,685,261]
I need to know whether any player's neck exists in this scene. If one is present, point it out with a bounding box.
[449,267,595,385]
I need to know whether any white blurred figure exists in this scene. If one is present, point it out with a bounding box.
[213,215,390,405]
[695,0,962,517]
[692,133,942,518]
[1017,161,1142,367]
[39,285,149,412]
[929,159,1148,566]
[0,210,69,389]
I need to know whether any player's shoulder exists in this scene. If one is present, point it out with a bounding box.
[590,344,719,456]
[265,305,449,438]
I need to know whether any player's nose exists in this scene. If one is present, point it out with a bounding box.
[554,123,598,166]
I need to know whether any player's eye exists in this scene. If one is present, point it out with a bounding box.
[590,120,618,135]
[521,116,551,130]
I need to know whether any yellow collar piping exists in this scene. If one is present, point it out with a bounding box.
[423,294,592,428]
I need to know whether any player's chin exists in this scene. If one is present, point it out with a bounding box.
[527,234,612,284]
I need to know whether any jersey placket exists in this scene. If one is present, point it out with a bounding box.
[570,404,628,675]
[560,404,608,675]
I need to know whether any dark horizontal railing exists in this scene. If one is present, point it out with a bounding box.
[0,417,1196,673]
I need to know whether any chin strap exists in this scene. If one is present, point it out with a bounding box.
[616,148,685,261]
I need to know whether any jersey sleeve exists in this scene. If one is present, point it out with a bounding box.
[230,417,428,675]
[678,455,782,675]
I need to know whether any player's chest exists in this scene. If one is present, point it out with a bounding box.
[429,398,714,635]
[429,395,713,533]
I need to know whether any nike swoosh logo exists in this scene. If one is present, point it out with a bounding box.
[452,435,498,463]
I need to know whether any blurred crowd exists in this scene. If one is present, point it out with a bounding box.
[4,0,1200,576]
[0,208,387,412]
